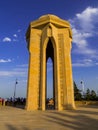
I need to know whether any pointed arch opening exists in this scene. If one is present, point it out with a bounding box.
[46,39,55,110]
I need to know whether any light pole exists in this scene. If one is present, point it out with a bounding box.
[80,80,84,97]
[13,79,18,99]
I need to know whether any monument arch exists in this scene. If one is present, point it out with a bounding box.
[26,14,75,110]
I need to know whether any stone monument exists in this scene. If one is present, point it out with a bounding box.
[26,14,75,110]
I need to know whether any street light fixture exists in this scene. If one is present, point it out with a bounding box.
[13,79,18,99]
[80,80,84,97]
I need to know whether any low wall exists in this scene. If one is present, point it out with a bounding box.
[1,101,98,107]
[75,101,98,106]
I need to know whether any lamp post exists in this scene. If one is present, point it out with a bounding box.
[13,79,18,100]
[80,80,84,97]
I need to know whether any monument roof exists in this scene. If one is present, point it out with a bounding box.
[30,14,70,28]
[39,14,60,20]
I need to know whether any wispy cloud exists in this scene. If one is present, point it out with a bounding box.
[0,64,28,77]
[17,29,21,32]
[0,71,24,77]
[0,59,12,63]
[17,64,28,67]
[2,37,11,42]
[72,58,98,67]
[13,34,17,38]
[69,7,98,56]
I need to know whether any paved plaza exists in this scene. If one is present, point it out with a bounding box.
[0,105,98,130]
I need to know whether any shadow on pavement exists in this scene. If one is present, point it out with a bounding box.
[42,106,98,130]
[3,105,98,130]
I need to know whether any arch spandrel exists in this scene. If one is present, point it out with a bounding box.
[41,23,57,51]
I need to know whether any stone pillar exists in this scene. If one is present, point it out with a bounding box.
[26,29,41,110]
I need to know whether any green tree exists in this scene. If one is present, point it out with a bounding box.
[85,88,91,100]
[85,89,97,101]
[90,90,97,101]
[74,81,82,101]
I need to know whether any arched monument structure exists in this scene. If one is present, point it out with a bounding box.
[26,14,75,110]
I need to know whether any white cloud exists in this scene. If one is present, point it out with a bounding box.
[2,37,11,42]
[72,58,98,67]
[70,7,98,56]
[0,64,28,77]
[0,71,26,77]
[13,34,17,37]
[2,33,19,43]
[76,7,98,31]
[0,59,12,63]
[12,34,18,42]
[72,28,88,48]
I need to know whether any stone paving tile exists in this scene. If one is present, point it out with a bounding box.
[0,106,98,130]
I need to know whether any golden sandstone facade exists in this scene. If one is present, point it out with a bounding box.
[26,14,75,110]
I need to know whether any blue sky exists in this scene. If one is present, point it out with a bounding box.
[0,0,98,98]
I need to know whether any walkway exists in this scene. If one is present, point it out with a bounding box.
[0,106,98,130]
